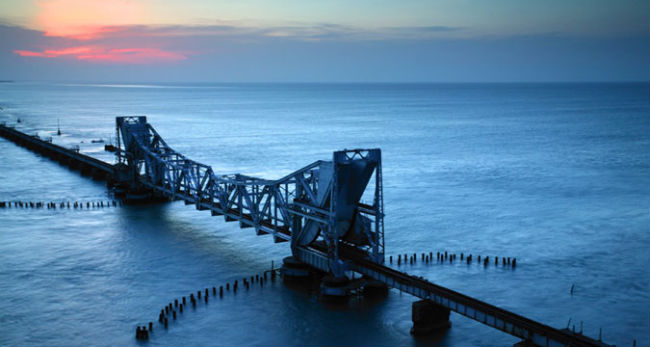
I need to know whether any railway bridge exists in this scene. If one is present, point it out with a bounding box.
[0,117,611,347]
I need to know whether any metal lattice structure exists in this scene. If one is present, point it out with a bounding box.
[116,116,384,276]
[0,119,612,347]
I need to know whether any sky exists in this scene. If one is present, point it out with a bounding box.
[0,0,648,82]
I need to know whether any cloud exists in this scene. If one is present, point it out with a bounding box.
[4,21,647,82]
[15,46,94,57]
[26,22,467,41]
[14,45,186,63]
[9,22,467,64]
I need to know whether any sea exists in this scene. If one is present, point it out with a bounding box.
[0,82,648,347]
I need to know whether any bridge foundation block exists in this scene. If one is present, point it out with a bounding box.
[362,279,389,297]
[281,256,312,281]
[112,183,127,197]
[124,189,153,204]
[320,275,350,301]
[90,168,102,180]
[410,299,451,336]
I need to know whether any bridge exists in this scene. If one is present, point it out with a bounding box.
[1,117,610,347]
[0,122,115,179]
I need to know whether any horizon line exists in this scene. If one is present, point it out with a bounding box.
[3,80,649,85]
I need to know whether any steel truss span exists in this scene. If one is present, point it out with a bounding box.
[116,116,384,276]
[112,116,609,347]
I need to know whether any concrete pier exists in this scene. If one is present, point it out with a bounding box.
[410,299,451,336]
[319,275,349,300]
[362,279,389,297]
[280,256,311,280]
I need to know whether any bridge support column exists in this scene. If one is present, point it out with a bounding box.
[281,256,311,281]
[362,279,389,297]
[90,168,101,180]
[320,275,350,301]
[124,190,153,204]
[80,164,91,177]
[410,300,451,336]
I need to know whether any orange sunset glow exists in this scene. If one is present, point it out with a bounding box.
[37,0,146,40]
[12,0,186,64]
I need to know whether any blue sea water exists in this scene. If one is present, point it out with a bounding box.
[0,82,648,347]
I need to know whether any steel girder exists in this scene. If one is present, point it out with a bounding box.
[116,116,384,275]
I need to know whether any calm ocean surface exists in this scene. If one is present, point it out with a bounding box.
[0,82,648,347]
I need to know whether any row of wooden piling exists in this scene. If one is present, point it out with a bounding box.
[388,251,517,268]
[0,200,121,209]
[136,267,278,340]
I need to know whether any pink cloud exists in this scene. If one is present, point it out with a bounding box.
[14,50,48,57]
[78,48,187,63]
[14,46,186,64]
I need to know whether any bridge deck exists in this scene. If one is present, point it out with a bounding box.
[0,124,115,177]
[294,244,610,347]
